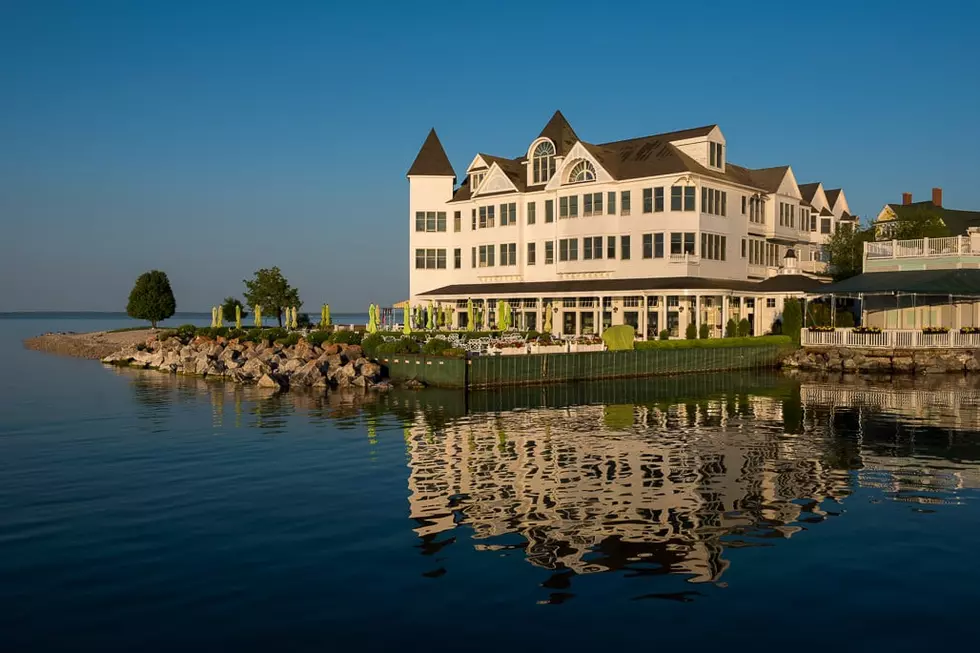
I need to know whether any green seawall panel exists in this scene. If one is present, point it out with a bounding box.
[381,345,784,389]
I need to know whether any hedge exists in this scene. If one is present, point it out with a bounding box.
[634,335,792,350]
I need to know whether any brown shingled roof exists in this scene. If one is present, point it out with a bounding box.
[537,110,579,157]
[407,128,455,177]
[798,182,821,204]
[824,188,842,207]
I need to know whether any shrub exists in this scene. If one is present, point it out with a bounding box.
[685,323,697,340]
[376,337,420,355]
[635,335,792,350]
[738,318,751,337]
[699,323,710,339]
[360,332,386,357]
[422,337,452,355]
[307,331,332,347]
[329,330,362,345]
[725,318,738,338]
[245,328,264,343]
[442,348,466,358]
[227,328,246,340]
[264,327,288,343]
[177,324,198,340]
[770,318,783,335]
[782,298,803,344]
[274,333,301,347]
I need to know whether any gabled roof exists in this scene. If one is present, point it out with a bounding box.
[883,200,980,236]
[744,166,791,194]
[407,128,455,177]
[537,110,580,157]
[820,207,834,216]
[798,182,821,204]
[824,188,842,207]
[479,154,527,192]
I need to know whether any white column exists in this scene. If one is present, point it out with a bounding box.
[722,295,729,337]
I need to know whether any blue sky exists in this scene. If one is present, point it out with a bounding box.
[1,0,978,312]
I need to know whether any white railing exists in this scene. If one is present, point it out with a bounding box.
[802,328,980,349]
[668,252,700,263]
[865,236,975,260]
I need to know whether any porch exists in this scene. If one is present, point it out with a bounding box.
[801,327,980,349]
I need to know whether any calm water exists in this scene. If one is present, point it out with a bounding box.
[3,315,980,651]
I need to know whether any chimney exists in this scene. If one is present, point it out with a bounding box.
[902,192,912,205]
[932,187,943,207]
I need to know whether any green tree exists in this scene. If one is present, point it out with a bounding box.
[738,318,751,337]
[824,223,875,281]
[685,323,697,340]
[221,297,248,323]
[126,270,176,328]
[782,298,803,345]
[242,267,302,327]
[725,318,738,338]
[890,206,950,240]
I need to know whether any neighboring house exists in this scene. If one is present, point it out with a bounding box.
[875,188,980,239]
[407,111,853,337]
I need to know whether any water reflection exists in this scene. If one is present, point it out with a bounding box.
[118,366,980,600]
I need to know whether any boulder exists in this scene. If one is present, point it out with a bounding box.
[242,357,272,377]
[293,341,315,361]
[319,354,344,370]
[360,361,382,381]
[280,357,305,374]
[291,361,325,387]
[321,344,341,356]
[403,378,426,390]
[257,374,283,390]
[344,345,364,360]
[893,356,915,372]
[351,374,367,388]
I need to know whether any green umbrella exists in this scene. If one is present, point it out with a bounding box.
[290,306,298,329]
[467,299,475,332]
[254,305,262,328]
[403,313,412,335]
[235,304,242,329]
[427,301,435,330]
[367,304,377,333]
[496,299,505,330]
[543,302,552,334]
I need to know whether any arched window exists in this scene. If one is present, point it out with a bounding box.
[532,141,556,184]
[567,160,596,183]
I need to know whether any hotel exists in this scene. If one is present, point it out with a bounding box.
[408,111,854,337]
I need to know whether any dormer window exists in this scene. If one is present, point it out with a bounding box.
[532,141,556,184]
[567,160,596,183]
[471,171,486,192]
[709,142,724,168]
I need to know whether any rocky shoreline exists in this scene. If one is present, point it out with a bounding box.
[784,347,980,374]
[102,333,389,391]
[24,329,156,359]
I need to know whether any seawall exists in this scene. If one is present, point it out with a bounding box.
[784,347,980,374]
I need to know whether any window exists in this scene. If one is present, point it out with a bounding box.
[453,211,461,232]
[810,213,817,232]
[607,236,616,259]
[478,244,495,267]
[749,196,765,224]
[472,208,477,230]
[672,232,696,255]
[583,236,603,260]
[471,247,476,267]
[569,195,579,217]
[778,202,796,228]
[584,193,592,216]
[741,238,746,258]
[527,202,536,225]
[821,218,831,234]
[567,160,596,183]
[545,240,554,264]
[478,205,495,229]
[766,298,777,308]
[558,238,579,261]
[500,243,517,266]
[709,142,724,168]
[621,190,631,215]
[415,211,447,232]
[500,202,517,226]
[471,172,485,192]
[532,141,556,184]
[414,248,446,269]
[559,196,569,218]
[620,235,631,260]
[654,187,664,212]
[545,199,554,223]
[685,186,696,211]
[607,191,616,215]
[527,242,536,265]
[592,192,603,215]
[654,233,664,258]
[741,196,747,215]
[453,248,461,269]
[643,234,653,259]
[701,233,727,261]
[702,188,727,217]
[643,188,653,213]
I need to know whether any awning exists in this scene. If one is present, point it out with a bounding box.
[813,269,980,296]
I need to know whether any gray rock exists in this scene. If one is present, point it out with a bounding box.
[360,361,382,381]
[257,373,282,390]
[280,357,305,374]
[242,358,272,377]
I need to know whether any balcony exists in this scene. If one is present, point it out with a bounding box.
[802,327,980,349]
[864,235,980,272]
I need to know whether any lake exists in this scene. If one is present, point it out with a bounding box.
[3,314,980,651]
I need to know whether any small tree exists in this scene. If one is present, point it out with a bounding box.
[738,318,751,337]
[242,267,302,327]
[825,223,875,281]
[699,323,710,339]
[725,318,738,338]
[126,270,176,328]
[659,329,670,340]
[221,297,248,323]
[782,298,803,344]
[685,323,697,340]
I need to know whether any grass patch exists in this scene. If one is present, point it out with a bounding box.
[634,335,792,350]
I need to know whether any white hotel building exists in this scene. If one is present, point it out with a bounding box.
[408,111,855,338]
